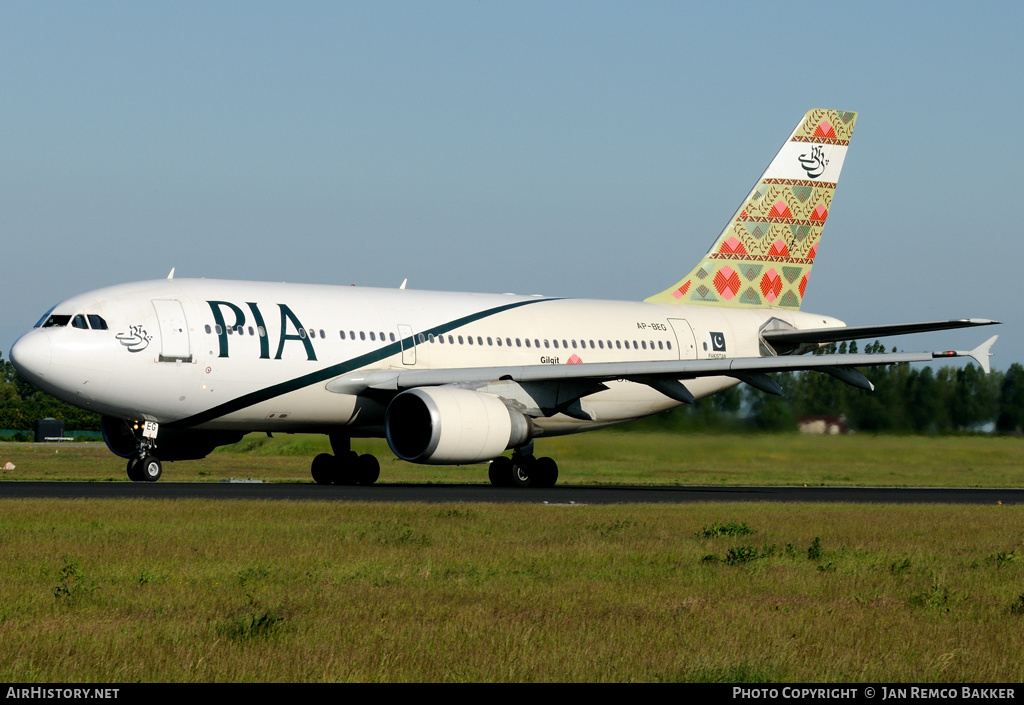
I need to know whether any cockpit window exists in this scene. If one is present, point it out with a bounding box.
[34,306,57,328]
[41,314,71,328]
[35,311,109,330]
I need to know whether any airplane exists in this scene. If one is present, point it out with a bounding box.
[9,108,1000,486]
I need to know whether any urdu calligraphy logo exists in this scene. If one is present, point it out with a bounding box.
[798,144,829,179]
[116,325,152,352]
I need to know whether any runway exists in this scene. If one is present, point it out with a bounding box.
[1,481,1020,504]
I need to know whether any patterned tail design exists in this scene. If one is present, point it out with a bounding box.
[645,109,857,309]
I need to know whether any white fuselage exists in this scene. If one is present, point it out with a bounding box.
[11,278,842,437]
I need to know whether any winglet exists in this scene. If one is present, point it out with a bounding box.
[932,335,998,374]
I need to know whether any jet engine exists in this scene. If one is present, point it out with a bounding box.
[385,387,532,464]
[100,416,244,461]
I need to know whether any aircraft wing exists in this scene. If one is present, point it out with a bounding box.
[327,335,999,403]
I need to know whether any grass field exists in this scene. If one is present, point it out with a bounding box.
[1,430,1022,682]
[0,429,1021,487]
[0,500,1022,682]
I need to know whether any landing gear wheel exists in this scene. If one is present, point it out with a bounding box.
[311,453,336,485]
[488,457,513,487]
[532,457,559,488]
[126,457,143,482]
[511,459,534,487]
[355,454,380,486]
[138,455,162,482]
[335,451,360,485]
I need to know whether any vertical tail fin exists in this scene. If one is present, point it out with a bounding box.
[645,109,857,309]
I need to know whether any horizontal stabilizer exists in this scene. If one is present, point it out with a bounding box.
[932,335,999,374]
[763,319,1000,347]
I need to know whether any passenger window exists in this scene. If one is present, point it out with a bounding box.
[340,331,346,340]
[525,339,531,348]
[259,326,266,338]
[205,324,212,334]
[370,332,376,341]
[360,332,366,341]
[390,332,396,342]
[468,336,474,345]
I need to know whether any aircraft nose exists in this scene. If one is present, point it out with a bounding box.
[10,330,52,382]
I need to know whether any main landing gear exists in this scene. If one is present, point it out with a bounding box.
[311,433,380,486]
[488,442,559,488]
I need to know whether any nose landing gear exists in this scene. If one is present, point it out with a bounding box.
[124,420,163,482]
[127,454,163,482]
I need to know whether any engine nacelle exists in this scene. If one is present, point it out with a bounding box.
[385,387,532,464]
[101,416,244,461]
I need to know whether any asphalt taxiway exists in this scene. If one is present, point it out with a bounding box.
[0,482,1020,504]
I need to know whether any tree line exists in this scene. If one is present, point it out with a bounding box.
[3,344,1024,438]
[621,342,1024,434]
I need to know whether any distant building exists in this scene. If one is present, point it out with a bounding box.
[798,415,849,435]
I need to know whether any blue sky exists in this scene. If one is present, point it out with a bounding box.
[3,1,1021,369]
